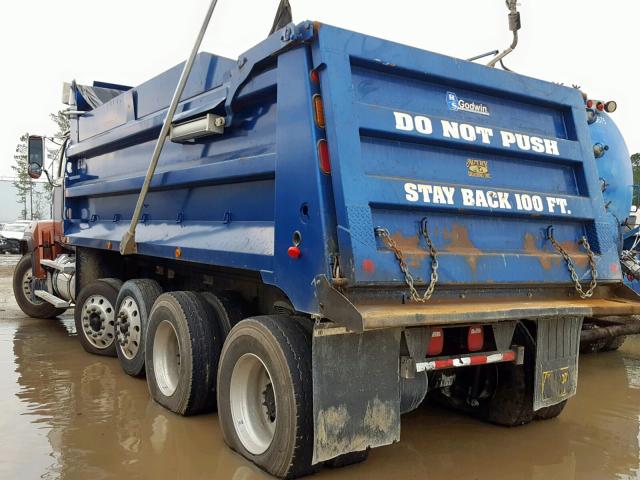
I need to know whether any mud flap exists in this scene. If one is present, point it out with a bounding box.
[312,325,401,464]
[534,316,583,411]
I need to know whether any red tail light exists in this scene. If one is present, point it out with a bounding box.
[310,69,320,84]
[427,328,444,356]
[318,139,331,174]
[468,326,484,352]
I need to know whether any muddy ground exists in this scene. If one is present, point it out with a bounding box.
[1,254,640,479]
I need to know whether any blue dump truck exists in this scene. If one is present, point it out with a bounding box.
[12,8,640,478]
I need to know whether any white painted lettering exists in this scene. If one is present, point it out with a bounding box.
[501,131,516,148]
[394,112,414,131]
[442,186,456,205]
[418,184,433,203]
[515,134,531,151]
[415,116,433,135]
[441,120,460,139]
[531,136,545,153]
[461,188,475,206]
[460,124,476,141]
[404,183,419,202]
[475,127,494,144]
[544,138,560,156]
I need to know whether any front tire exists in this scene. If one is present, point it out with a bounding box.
[74,279,122,356]
[12,254,66,319]
[217,316,313,479]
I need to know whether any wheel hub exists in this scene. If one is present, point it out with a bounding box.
[230,353,277,455]
[21,269,44,306]
[153,319,181,396]
[89,313,103,332]
[117,296,142,360]
[81,294,115,349]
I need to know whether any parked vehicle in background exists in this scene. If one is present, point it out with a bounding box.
[0,222,28,254]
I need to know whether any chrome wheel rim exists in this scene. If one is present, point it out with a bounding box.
[21,269,44,306]
[117,296,142,360]
[230,353,277,455]
[81,294,116,349]
[153,320,181,397]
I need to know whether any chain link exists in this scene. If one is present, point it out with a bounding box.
[375,218,439,303]
[546,226,598,299]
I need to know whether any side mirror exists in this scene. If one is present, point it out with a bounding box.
[27,135,45,179]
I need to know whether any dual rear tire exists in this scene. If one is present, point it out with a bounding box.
[74,278,122,356]
[115,279,163,377]
[217,316,314,479]
[145,292,223,415]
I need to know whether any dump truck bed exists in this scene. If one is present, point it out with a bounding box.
[64,22,633,323]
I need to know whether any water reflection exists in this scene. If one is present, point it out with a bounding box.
[7,316,640,480]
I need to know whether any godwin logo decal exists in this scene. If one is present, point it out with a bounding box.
[447,91,490,116]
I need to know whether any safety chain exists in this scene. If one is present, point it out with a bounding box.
[375,218,439,303]
[546,226,598,299]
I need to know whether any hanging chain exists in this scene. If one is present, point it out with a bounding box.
[375,218,439,303]
[546,226,598,299]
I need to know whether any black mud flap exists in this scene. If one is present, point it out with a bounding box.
[534,316,583,410]
[312,325,401,464]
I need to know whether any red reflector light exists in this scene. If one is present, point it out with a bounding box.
[468,326,484,352]
[287,246,301,259]
[318,139,331,174]
[427,328,444,356]
[313,94,326,129]
[310,69,320,84]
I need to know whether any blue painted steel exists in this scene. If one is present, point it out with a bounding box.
[64,22,624,315]
[588,112,633,224]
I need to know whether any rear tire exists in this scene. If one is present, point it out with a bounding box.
[74,279,121,356]
[145,292,222,415]
[535,400,567,420]
[200,291,246,338]
[602,336,626,352]
[217,316,314,479]
[480,325,536,426]
[115,279,163,377]
[325,450,370,469]
[12,254,66,319]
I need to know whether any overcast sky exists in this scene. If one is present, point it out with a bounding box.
[0,1,638,185]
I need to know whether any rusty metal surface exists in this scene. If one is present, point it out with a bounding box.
[356,296,640,330]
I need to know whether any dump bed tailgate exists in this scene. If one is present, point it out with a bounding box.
[313,25,620,289]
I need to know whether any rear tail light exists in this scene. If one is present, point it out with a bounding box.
[313,95,326,129]
[427,328,444,356]
[468,326,484,352]
[318,139,331,174]
[310,69,320,84]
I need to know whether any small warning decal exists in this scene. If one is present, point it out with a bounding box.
[467,159,490,179]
